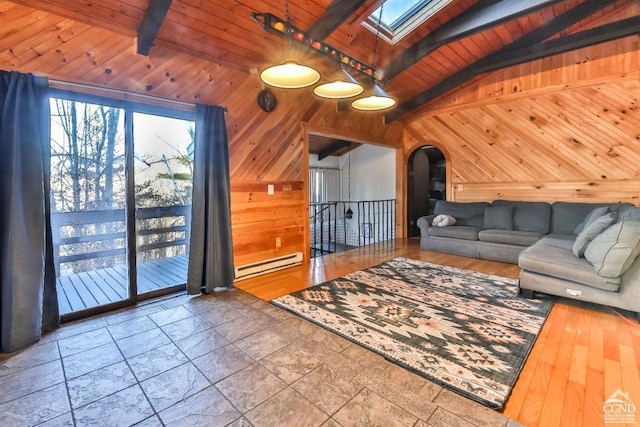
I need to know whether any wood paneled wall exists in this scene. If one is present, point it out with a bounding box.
[404,35,640,206]
[0,1,402,267]
[225,80,402,265]
[230,182,305,266]
[3,1,638,269]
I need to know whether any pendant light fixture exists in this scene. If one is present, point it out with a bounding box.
[260,0,320,89]
[313,66,364,99]
[351,84,396,110]
[351,4,396,111]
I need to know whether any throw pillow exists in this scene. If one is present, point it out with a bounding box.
[432,214,456,227]
[584,221,640,278]
[572,212,616,257]
[617,205,640,222]
[483,206,514,230]
[574,206,609,235]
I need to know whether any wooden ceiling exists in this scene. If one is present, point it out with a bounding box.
[5,0,639,123]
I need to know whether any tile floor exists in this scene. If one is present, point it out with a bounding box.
[0,289,521,426]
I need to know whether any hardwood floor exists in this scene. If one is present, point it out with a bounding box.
[235,239,640,427]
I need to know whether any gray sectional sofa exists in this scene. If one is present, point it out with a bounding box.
[417,200,552,264]
[417,200,640,317]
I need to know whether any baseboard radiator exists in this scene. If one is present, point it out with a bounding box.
[234,252,303,281]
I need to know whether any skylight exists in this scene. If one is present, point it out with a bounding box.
[363,0,453,45]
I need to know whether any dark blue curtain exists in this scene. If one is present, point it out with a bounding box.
[187,105,234,294]
[0,70,59,353]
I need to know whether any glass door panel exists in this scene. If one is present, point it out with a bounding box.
[133,113,194,296]
[50,99,128,315]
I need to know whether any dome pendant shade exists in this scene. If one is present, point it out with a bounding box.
[351,84,396,111]
[314,81,364,99]
[260,59,320,89]
[313,68,364,99]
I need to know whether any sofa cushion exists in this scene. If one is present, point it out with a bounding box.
[618,205,640,222]
[428,225,481,241]
[433,201,489,227]
[584,221,640,278]
[478,229,544,246]
[492,200,551,233]
[519,237,621,292]
[574,206,609,235]
[432,214,456,226]
[572,212,616,257]
[483,206,513,230]
[551,202,632,234]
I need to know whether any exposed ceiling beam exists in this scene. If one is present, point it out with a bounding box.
[318,140,352,160]
[385,0,625,122]
[387,16,639,123]
[383,0,566,81]
[479,17,640,76]
[307,0,368,41]
[137,0,173,56]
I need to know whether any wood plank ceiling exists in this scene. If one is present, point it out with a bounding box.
[5,0,639,129]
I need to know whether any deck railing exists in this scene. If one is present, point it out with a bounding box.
[310,199,396,257]
[51,205,191,275]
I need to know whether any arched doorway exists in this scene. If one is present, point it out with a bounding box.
[407,146,446,237]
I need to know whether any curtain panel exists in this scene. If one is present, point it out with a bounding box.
[0,70,59,353]
[186,105,234,294]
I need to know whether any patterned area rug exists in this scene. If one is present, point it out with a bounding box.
[272,257,552,409]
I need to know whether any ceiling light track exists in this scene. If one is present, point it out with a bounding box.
[251,12,388,85]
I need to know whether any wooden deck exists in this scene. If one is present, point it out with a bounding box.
[56,255,189,315]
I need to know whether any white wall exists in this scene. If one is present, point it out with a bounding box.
[339,144,396,246]
[340,144,395,201]
[308,145,396,247]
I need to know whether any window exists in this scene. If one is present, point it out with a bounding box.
[309,168,341,204]
[363,0,453,45]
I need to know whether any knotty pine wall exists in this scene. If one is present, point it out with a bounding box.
[403,35,639,206]
[0,1,402,267]
[2,1,637,270]
[225,80,403,266]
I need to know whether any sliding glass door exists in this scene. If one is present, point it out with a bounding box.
[50,99,129,315]
[133,113,194,297]
[50,92,195,317]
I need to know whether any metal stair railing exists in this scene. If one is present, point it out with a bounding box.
[309,199,396,258]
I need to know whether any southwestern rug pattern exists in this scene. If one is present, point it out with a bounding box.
[271,257,553,409]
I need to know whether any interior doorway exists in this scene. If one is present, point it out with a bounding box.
[407,146,446,237]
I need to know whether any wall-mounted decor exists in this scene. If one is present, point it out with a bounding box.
[257,87,277,112]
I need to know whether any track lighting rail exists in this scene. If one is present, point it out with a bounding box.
[251,12,388,85]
